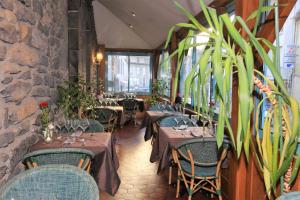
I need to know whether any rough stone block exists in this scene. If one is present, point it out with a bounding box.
[18,71,31,80]
[0,81,32,103]
[18,23,32,43]
[3,108,8,129]
[39,55,48,67]
[7,43,41,67]
[37,22,49,36]
[31,86,49,97]
[0,0,13,11]
[49,75,56,88]
[0,131,14,147]
[1,76,13,84]
[0,43,6,61]
[13,97,37,121]
[32,73,43,85]
[30,28,48,50]
[36,66,47,73]
[0,152,9,163]
[16,119,30,135]
[0,166,7,180]
[10,133,37,171]
[1,9,17,23]
[0,62,22,74]
[0,22,18,43]
[15,2,36,25]
[32,0,43,16]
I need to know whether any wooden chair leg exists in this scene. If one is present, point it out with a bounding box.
[188,179,194,200]
[168,166,172,185]
[216,179,222,200]
[176,169,180,198]
[87,162,91,173]
[78,159,84,168]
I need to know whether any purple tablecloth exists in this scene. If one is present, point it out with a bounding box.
[30,132,120,196]
[150,127,214,174]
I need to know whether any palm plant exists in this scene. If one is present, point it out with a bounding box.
[165,0,300,198]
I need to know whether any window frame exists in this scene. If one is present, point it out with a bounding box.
[105,51,153,95]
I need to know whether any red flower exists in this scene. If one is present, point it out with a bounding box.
[39,101,48,109]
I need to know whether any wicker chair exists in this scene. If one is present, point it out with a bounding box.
[277,192,300,200]
[121,99,139,126]
[158,115,197,185]
[0,164,99,200]
[85,120,105,132]
[23,148,95,172]
[149,104,162,111]
[94,107,118,132]
[172,138,230,200]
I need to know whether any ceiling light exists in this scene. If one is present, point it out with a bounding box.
[131,11,136,17]
[129,24,134,29]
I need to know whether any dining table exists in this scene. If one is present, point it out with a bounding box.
[29,132,121,196]
[150,126,214,174]
[141,110,184,141]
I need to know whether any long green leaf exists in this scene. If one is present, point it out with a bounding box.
[174,2,209,33]
[221,14,246,52]
[236,56,251,141]
[236,16,289,98]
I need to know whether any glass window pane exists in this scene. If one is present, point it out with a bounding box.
[107,55,128,92]
[106,53,152,94]
[157,51,171,97]
[129,56,151,93]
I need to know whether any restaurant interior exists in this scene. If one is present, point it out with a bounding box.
[0,0,300,199]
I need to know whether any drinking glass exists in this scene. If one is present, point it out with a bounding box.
[65,120,72,133]
[80,119,90,132]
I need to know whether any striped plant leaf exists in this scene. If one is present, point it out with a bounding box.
[167,1,300,197]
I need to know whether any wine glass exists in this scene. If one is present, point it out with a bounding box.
[64,120,72,133]
[80,119,90,132]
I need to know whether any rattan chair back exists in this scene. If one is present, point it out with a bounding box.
[23,148,95,171]
[0,164,99,200]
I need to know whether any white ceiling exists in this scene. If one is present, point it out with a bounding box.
[93,0,212,49]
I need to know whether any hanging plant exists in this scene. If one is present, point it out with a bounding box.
[165,0,300,198]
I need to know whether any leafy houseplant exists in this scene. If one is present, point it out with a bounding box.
[165,0,300,198]
[145,79,169,106]
[57,77,98,119]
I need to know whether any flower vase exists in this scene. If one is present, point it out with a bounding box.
[43,127,52,143]
[43,127,53,143]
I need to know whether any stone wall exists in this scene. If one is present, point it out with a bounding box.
[0,0,68,185]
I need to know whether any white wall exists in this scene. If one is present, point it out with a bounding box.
[92,1,152,49]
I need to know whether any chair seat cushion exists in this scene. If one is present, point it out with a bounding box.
[179,159,217,177]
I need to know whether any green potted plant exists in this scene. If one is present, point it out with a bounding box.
[165,0,300,198]
[145,79,169,108]
[57,77,98,119]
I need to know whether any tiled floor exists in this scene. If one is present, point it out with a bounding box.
[101,112,212,200]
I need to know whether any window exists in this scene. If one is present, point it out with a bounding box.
[106,52,152,94]
[157,51,171,97]
[179,32,210,106]
[260,0,300,128]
